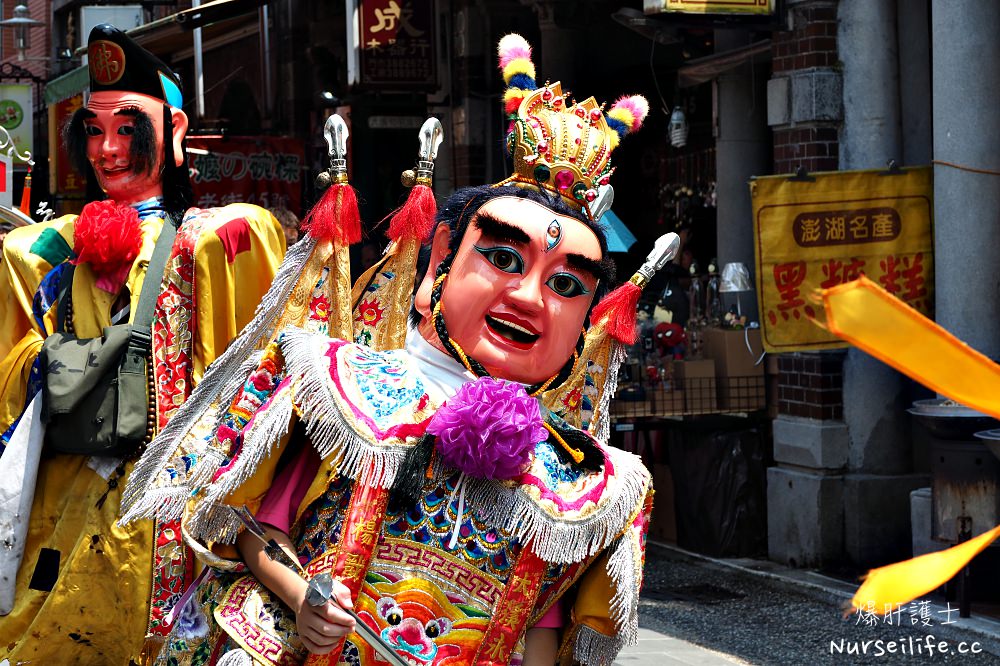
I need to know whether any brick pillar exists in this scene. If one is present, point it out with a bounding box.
[765,0,849,569]
[766,0,930,569]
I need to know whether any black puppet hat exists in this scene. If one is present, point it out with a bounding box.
[86,24,184,109]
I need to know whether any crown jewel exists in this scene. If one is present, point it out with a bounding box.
[497,34,648,219]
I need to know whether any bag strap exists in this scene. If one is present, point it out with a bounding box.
[132,217,178,331]
[54,215,179,340]
[55,263,74,334]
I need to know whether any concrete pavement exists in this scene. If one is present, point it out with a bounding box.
[616,627,750,665]
[631,541,1000,665]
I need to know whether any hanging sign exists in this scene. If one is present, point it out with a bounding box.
[358,0,436,89]
[186,136,304,214]
[0,84,33,165]
[646,0,775,14]
[751,166,934,352]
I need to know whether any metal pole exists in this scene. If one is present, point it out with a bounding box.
[259,3,273,119]
[192,0,205,119]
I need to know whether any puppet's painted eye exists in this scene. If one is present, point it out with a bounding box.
[84,125,102,136]
[475,245,524,274]
[547,273,588,297]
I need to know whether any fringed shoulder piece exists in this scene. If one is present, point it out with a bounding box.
[121,234,342,524]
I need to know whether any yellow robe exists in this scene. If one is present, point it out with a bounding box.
[0,204,285,665]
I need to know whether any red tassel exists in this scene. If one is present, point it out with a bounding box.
[301,183,362,245]
[387,183,436,242]
[19,168,31,216]
[591,282,642,345]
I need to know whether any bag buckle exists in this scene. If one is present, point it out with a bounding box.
[129,329,153,355]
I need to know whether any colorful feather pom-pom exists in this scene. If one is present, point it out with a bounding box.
[498,34,532,71]
[607,95,650,136]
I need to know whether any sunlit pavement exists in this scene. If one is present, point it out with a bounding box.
[629,542,1000,665]
[616,626,750,665]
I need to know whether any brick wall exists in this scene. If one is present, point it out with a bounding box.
[769,0,840,175]
[768,1,844,421]
[1,0,53,80]
[773,126,839,175]
[771,3,838,75]
[777,351,844,419]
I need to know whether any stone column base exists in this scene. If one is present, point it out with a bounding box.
[767,467,844,568]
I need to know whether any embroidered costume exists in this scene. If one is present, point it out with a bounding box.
[122,34,674,666]
[0,25,285,665]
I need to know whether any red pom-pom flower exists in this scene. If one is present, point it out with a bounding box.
[72,200,144,293]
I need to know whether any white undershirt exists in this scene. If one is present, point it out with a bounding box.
[405,325,475,404]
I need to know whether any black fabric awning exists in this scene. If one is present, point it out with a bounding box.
[677,39,771,87]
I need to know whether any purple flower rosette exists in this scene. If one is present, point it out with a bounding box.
[428,377,548,480]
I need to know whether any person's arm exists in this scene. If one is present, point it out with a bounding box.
[523,627,559,666]
[236,526,355,654]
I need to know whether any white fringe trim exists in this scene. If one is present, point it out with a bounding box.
[573,624,626,666]
[606,533,640,645]
[591,341,626,446]
[446,446,649,566]
[121,238,318,522]
[280,328,409,489]
[188,390,296,539]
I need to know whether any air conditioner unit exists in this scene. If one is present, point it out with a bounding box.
[80,5,144,64]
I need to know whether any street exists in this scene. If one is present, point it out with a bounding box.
[622,543,1000,665]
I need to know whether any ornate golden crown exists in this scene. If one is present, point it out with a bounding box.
[504,84,615,213]
[497,34,648,220]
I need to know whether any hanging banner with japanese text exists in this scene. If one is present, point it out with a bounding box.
[186,136,304,215]
[645,0,774,14]
[0,84,33,165]
[751,166,933,352]
[359,0,436,89]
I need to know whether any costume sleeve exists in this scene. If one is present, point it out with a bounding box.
[0,217,76,434]
[190,203,286,382]
[256,442,322,533]
[0,217,75,360]
[558,485,653,666]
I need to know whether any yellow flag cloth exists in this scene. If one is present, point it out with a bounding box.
[822,275,1000,420]
[822,276,1000,613]
[851,525,1000,613]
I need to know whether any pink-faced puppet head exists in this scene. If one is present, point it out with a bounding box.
[65,24,191,215]
[413,186,615,390]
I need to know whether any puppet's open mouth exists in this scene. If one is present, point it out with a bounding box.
[100,165,132,178]
[485,315,539,345]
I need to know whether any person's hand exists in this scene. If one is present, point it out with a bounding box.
[294,578,356,654]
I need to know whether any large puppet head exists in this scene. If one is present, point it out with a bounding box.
[413,185,614,387]
[64,25,192,217]
[412,34,646,391]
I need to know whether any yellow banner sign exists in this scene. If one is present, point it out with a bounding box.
[751,167,933,352]
[648,0,774,14]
